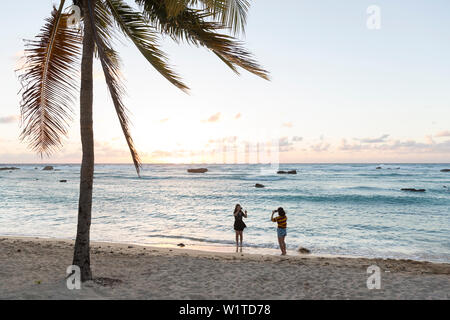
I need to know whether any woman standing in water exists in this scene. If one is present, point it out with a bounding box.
[233,204,247,252]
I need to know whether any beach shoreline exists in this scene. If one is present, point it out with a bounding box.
[0,236,449,299]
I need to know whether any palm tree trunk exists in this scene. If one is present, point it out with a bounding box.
[73,0,96,282]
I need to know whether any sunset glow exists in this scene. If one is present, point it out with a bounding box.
[1,0,449,164]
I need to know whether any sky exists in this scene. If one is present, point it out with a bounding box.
[0,0,449,164]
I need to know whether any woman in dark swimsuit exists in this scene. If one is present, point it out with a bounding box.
[233,204,247,252]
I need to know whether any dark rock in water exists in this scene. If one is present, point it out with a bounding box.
[59,180,67,183]
[277,170,297,174]
[401,188,426,192]
[42,166,54,171]
[255,183,265,188]
[440,169,450,172]
[0,167,19,171]
[376,167,382,169]
[177,243,185,247]
[297,247,311,254]
[187,168,208,173]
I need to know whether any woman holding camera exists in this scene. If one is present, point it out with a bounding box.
[233,204,247,252]
[271,207,287,255]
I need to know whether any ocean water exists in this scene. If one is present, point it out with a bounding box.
[0,163,449,262]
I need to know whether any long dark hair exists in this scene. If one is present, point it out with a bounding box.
[277,207,286,216]
[234,204,242,214]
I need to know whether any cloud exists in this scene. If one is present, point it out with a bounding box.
[94,140,129,158]
[0,115,19,124]
[425,135,434,145]
[436,130,450,138]
[207,136,238,145]
[276,136,303,152]
[278,137,294,152]
[151,150,174,158]
[12,50,24,60]
[357,134,390,144]
[377,139,450,153]
[12,50,26,70]
[339,136,450,154]
[310,142,330,152]
[202,112,221,123]
[339,139,363,151]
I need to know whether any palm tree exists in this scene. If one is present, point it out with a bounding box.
[18,0,268,281]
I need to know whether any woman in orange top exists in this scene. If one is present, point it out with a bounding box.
[271,207,287,255]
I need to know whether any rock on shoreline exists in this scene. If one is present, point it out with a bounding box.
[0,167,20,171]
[42,166,54,171]
[297,247,311,254]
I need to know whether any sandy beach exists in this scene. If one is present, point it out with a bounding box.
[0,236,449,300]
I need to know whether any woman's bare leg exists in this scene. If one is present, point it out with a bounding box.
[238,231,243,252]
[235,231,239,251]
[239,231,243,247]
[281,236,287,255]
[277,237,283,254]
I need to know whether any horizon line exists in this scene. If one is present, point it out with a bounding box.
[1,162,449,165]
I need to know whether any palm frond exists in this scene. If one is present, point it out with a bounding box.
[167,0,249,35]
[225,0,249,35]
[136,0,269,79]
[18,0,82,156]
[88,0,142,175]
[162,0,189,17]
[210,0,249,35]
[104,0,188,92]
